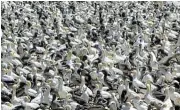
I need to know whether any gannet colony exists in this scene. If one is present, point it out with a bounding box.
[1,1,180,110]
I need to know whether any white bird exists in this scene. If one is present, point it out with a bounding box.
[18,71,27,83]
[111,66,124,75]
[164,68,173,82]
[56,76,69,99]
[149,51,158,70]
[11,85,26,105]
[172,68,180,78]
[113,52,127,64]
[36,46,46,53]
[117,79,125,98]
[10,51,21,58]
[155,76,165,85]
[69,101,79,110]
[21,96,40,110]
[111,93,120,109]
[6,64,19,80]
[25,81,38,97]
[94,84,112,99]
[90,71,98,80]
[109,100,117,110]
[160,87,173,110]
[1,72,15,83]
[124,79,139,101]
[132,96,148,110]
[74,15,85,24]
[80,87,90,103]
[101,50,114,64]
[11,58,22,66]
[29,59,42,68]
[1,102,15,110]
[1,82,11,95]
[64,105,72,110]
[142,73,153,83]
[168,86,180,106]
[80,76,93,96]
[132,72,146,91]
[87,41,98,55]
[31,84,52,105]
[121,102,137,110]
[144,83,163,105]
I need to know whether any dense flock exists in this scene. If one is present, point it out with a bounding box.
[1,1,180,110]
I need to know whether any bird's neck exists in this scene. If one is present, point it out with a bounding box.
[58,80,63,90]
[44,89,50,96]
[12,88,16,99]
[165,92,170,101]
[25,85,30,91]
[80,80,85,90]
[7,70,12,76]
[133,74,138,80]
[146,87,151,96]
[125,82,129,90]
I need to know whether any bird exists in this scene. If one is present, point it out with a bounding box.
[94,84,112,99]
[24,81,38,98]
[132,96,148,110]
[117,79,126,100]
[31,84,52,106]
[168,86,180,107]
[144,82,163,106]
[2,1,180,110]
[1,102,16,110]
[132,71,146,92]
[160,87,173,110]
[124,79,139,102]
[121,102,137,110]
[11,85,27,105]
[80,76,93,96]
[55,76,69,99]
[109,100,117,110]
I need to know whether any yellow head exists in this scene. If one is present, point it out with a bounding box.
[66,93,72,99]
[47,79,52,85]
[1,82,4,89]
[5,102,12,107]
[95,84,100,89]
[13,84,18,89]
[24,96,30,102]
[26,81,31,87]
[146,82,151,92]
[64,105,71,110]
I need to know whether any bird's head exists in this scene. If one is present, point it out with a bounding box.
[95,84,100,89]
[5,102,12,107]
[118,78,124,84]
[10,51,15,57]
[66,93,72,99]
[26,81,31,87]
[161,104,167,108]
[64,105,71,110]
[130,69,137,77]
[66,69,72,74]
[13,84,18,89]
[55,76,62,80]
[125,102,132,107]
[133,95,141,101]
[146,81,151,92]
[47,79,52,85]
[169,86,175,92]
[1,82,4,89]
[24,96,30,102]
[146,79,153,84]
